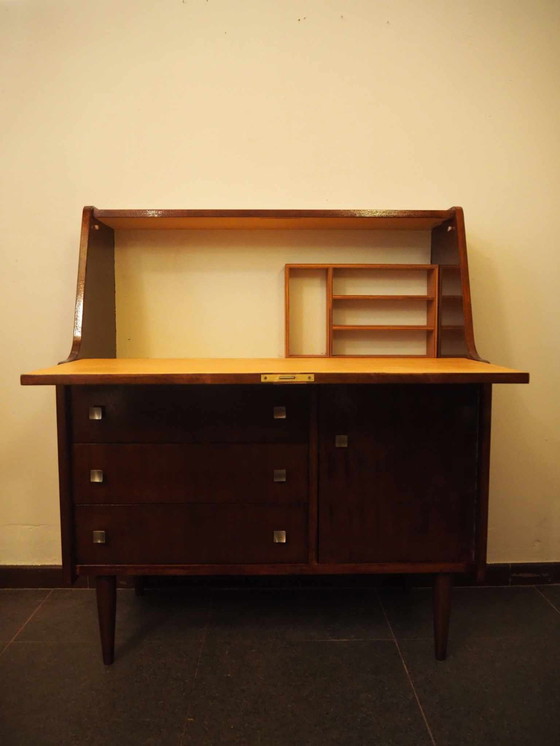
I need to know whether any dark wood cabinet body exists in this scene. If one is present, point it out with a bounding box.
[61,382,489,580]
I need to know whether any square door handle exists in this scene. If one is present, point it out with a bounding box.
[273,469,287,483]
[90,469,104,483]
[88,406,103,420]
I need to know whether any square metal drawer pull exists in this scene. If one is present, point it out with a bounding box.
[90,469,104,483]
[273,469,287,483]
[273,406,287,420]
[88,406,103,420]
[92,530,106,544]
[273,530,287,544]
[335,434,349,448]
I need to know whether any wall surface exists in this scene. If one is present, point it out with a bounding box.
[1,0,559,565]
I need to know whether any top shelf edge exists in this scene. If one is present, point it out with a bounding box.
[91,208,458,231]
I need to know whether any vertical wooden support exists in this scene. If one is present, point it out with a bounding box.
[433,573,452,660]
[56,386,75,585]
[96,575,117,665]
[426,265,439,357]
[284,264,291,357]
[307,387,318,564]
[326,267,334,356]
[475,384,493,583]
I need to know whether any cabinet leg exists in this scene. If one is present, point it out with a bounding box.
[95,575,117,665]
[134,576,145,597]
[433,573,452,661]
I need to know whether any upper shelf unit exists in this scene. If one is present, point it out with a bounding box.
[285,263,440,358]
[65,206,479,362]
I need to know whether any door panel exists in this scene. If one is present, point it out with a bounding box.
[318,385,479,563]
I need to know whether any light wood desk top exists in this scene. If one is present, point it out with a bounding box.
[21,357,529,386]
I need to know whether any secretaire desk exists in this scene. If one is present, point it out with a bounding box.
[21,207,529,664]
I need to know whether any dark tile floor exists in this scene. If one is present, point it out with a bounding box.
[1,583,560,745]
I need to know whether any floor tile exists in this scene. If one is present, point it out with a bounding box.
[380,585,560,643]
[208,587,391,641]
[185,638,432,746]
[0,589,49,642]
[537,584,560,614]
[400,635,560,746]
[18,588,211,655]
[0,639,200,746]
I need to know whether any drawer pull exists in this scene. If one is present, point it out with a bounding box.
[88,406,103,421]
[90,469,104,483]
[273,469,287,483]
[273,406,287,420]
[335,434,349,448]
[92,530,106,544]
[273,530,287,543]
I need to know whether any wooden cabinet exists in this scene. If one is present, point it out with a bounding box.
[21,207,529,664]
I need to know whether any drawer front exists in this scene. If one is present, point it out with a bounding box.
[72,443,308,504]
[71,385,309,443]
[75,505,307,564]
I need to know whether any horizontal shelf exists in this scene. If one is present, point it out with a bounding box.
[287,263,437,271]
[332,295,434,301]
[332,325,434,331]
[441,325,465,331]
[95,209,456,232]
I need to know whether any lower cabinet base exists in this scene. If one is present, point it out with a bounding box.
[92,570,455,665]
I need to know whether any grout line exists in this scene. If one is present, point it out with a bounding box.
[0,589,54,660]
[178,599,212,746]
[377,590,437,746]
[535,586,560,616]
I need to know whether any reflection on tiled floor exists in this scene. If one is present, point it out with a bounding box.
[1,584,559,745]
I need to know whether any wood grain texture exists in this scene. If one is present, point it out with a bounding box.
[75,504,308,564]
[22,357,529,385]
[70,384,309,444]
[93,208,456,231]
[72,443,308,504]
[76,561,471,576]
[317,385,480,564]
[65,206,116,362]
[55,386,76,584]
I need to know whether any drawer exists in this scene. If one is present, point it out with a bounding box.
[71,385,309,444]
[75,504,307,564]
[72,443,308,504]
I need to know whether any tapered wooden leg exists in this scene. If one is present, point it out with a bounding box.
[95,575,117,665]
[433,573,452,661]
[134,576,145,597]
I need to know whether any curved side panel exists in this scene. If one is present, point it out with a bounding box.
[431,206,483,361]
[63,206,116,362]
[454,206,483,361]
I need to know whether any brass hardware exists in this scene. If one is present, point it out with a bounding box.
[273,469,287,483]
[335,435,349,448]
[90,469,104,483]
[273,530,287,544]
[92,530,106,544]
[273,406,287,419]
[261,374,314,383]
[88,406,103,420]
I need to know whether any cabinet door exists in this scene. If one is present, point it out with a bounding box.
[318,385,480,564]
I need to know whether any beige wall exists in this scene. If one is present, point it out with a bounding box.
[1,0,559,565]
